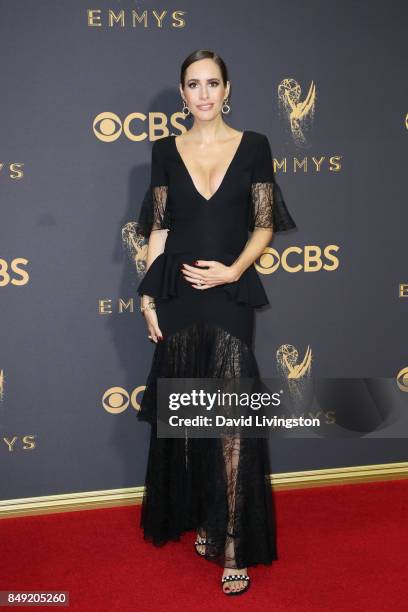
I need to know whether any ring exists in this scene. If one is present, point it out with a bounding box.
[198,279,203,285]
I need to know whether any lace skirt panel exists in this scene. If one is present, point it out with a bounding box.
[138,313,278,569]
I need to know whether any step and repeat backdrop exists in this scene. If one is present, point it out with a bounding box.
[1,0,407,501]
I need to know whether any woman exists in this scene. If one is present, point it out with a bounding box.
[135,49,296,596]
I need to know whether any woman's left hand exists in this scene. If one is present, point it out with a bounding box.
[181,260,238,289]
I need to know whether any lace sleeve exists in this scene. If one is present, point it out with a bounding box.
[136,140,170,239]
[248,135,296,233]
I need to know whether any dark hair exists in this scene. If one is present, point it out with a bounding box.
[180,49,229,89]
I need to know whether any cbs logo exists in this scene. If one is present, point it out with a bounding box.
[0,258,29,286]
[396,367,408,392]
[255,245,339,274]
[102,386,145,414]
[93,112,187,142]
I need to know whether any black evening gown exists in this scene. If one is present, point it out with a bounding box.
[135,130,296,569]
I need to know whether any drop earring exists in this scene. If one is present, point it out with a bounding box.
[221,98,230,114]
[182,99,190,117]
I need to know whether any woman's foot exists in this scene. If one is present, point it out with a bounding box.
[221,567,250,595]
[194,528,207,557]
[221,531,250,595]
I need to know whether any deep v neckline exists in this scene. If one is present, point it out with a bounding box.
[173,130,246,202]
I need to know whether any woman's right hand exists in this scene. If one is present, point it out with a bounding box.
[142,307,164,343]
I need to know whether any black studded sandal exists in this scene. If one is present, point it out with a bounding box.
[221,530,250,595]
[193,532,208,557]
[221,573,251,596]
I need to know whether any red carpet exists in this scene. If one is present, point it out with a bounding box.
[1,479,407,611]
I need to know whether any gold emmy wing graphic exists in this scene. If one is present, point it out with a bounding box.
[122,221,148,275]
[278,78,316,146]
[277,344,313,408]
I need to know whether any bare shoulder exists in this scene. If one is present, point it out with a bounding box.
[227,128,245,140]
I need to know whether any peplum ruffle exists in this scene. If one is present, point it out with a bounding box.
[137,251,270,308]
[222,264,269,308]
[136,251,186,300]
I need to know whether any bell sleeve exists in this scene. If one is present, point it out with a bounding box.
[136,139,171,239]
[248,134,296,233]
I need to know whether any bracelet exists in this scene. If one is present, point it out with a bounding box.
[140,297,156,314]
